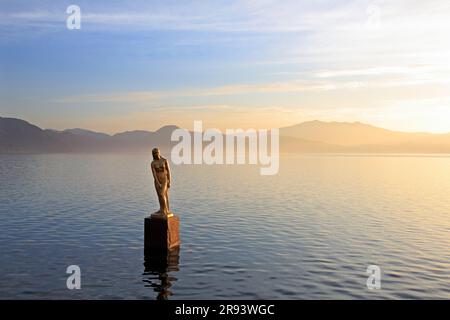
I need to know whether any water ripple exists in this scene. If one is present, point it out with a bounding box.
[0,154,449,299]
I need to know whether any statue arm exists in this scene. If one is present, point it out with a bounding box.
[151,163,160,186]
[166,159,171,188]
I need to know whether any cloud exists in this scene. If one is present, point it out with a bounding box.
[53,91,159,104]
[3,0,450,133]
[0,1,349,32]
[315,66,433,78]
[50,79,362,105]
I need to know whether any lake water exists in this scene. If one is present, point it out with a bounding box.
[0,154,449,299]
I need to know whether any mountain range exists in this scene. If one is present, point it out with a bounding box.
[1,116,450,154]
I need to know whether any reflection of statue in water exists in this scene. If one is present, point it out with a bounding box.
[143,248,180,300]
[151,148,172,217]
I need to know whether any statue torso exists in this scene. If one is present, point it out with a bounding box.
[153,158,166,173]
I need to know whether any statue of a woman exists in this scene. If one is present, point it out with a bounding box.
[151,148,172,217]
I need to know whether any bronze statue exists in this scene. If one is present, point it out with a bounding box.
[151,148,172,217]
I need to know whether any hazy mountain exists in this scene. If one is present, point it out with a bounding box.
[280,135,346,153]
[280,120,450,152]
[280,120,446,146]
[1,116,450,154]
[0,117,178,153]
[63,128,111,140]
[0,117,63,153]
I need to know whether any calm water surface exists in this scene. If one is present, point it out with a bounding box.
[0,154,449,299]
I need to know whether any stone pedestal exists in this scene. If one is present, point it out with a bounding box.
[144,214,180,253]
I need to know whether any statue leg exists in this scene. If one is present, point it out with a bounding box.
[155,180,165,213]
[160,180,169,214]
[164,186,170,212]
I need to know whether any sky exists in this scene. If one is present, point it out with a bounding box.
[1,0,450,134]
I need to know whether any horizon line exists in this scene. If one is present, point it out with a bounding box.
[1,115,450,136]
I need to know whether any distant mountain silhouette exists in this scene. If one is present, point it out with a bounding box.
[63,128,111,140]
[280,120,450,153]
[1,116,450,154]
[0,117,179,153]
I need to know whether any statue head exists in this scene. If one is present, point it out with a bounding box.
[152,147,161,160]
